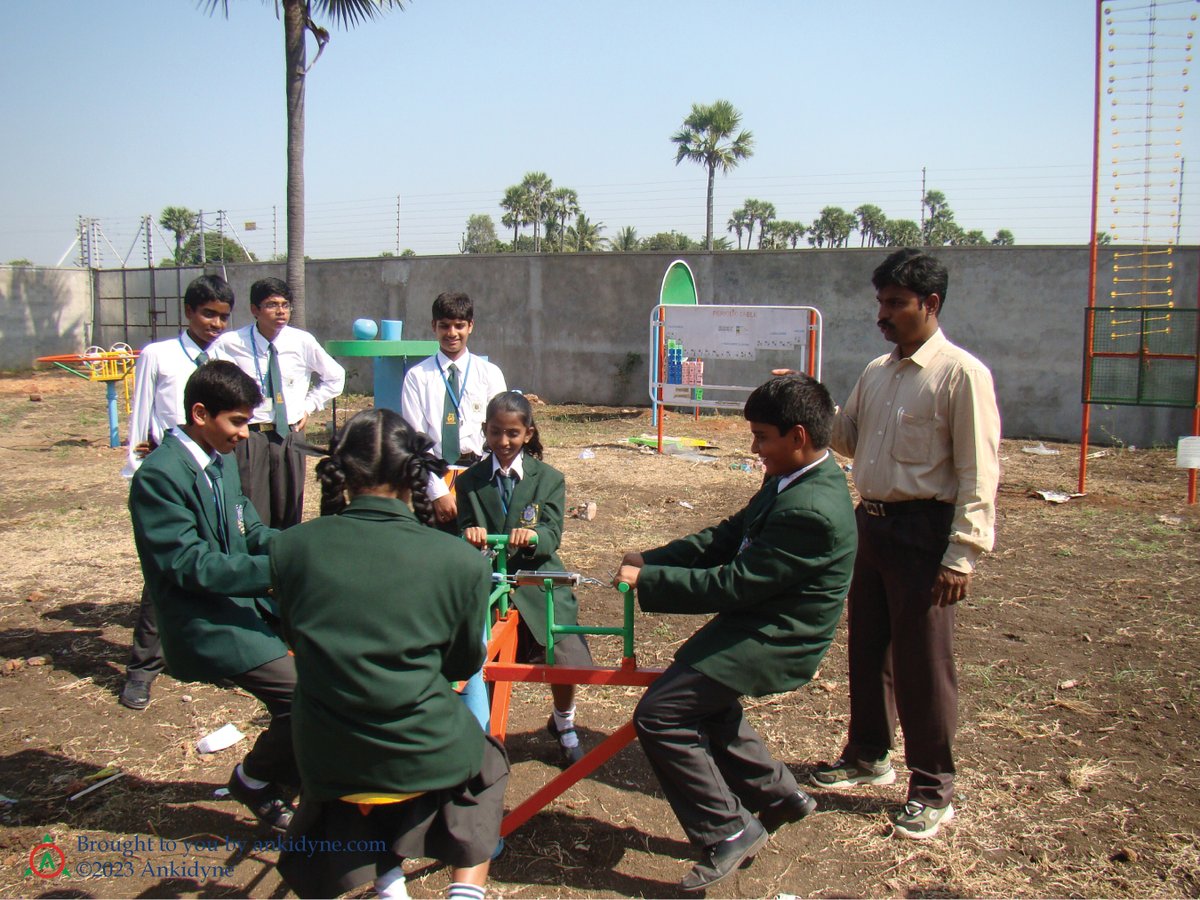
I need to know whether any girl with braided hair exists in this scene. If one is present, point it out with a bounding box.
[270,408,508,900]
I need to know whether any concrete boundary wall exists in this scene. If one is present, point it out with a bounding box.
[0,266,93,371]
[78,247,1200,447]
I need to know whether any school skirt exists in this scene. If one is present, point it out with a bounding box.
[277,735,509,898]
[514,616,593,668]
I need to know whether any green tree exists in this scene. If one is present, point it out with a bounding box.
[992,229,1015,246]
[158,206,198,264]
[726,208,749,249]
[499,184,531,250]
[809,206,855,248]
[670,99,754,250]
[921,189,963,246]
[743,199,776,249]
[854,204,886,247]
[460,213,500,253]
[178,231,255,265]
[773,220,807,249]
[520,172,554,252]
[609,225,640,252]
[1095,231,1112,245]
[203,0,405,327]
[547,187,580,252]
[961,229,990,246]
[641,230,702,251]
[6,258,33,266]
[566,214,605,252]
[881,218,922,247]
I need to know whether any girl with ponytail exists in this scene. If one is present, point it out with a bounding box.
[270,408,508,900]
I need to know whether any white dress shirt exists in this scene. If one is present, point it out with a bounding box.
[209,323,346,427]
[122,332,210,478]
[831,328,1001,573]
[776,451,829,493]
[401,348,507,500]
[171,425,223,483]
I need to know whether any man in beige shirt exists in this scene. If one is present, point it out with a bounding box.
[809,248,1000,840]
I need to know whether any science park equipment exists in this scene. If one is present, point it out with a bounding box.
[325,318,438,415]
[649,259,824,454]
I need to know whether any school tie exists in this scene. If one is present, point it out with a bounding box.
[441,363,460,464]
[205,459,229,550]
[496,471,516,514]
[195,350,209,365]
[267,342,290,432]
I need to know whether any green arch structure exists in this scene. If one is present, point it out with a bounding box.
[659,259,698,305]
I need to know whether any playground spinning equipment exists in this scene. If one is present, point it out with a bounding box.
[36,344,140,448]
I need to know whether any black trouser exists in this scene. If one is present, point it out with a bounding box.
[225,654,300,788]
[125,583,164,682]
[234,427,306,529]
[845,502,958,808]
[634,662,798,846]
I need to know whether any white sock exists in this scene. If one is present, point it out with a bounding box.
[235,764,269,791]
[447,882,485,900]
[552,706,579,749]
[376,866,408,899]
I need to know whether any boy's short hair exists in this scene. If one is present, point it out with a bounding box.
[871,248,949,307]
[184,361,263,424]
[183,275,235,311]
[431,291,473,322]
[743,374,835,449]
[250,277,292,308]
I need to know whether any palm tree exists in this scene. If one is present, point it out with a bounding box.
[854,204,886,248]
[548,187,580,252]
[203,0,405,327]
[520,172,553,252]
[670,100,754,250]
[726,208,749,250]
[159,206,198,265]
[566,214,606,252]
[610,225,640,252]
[500,184,531,250]
[993,229,1016,246]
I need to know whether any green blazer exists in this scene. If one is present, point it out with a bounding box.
[128,431,283,683]
[456,453,579,643]
[271,496,493,802]
[638,454,857,697]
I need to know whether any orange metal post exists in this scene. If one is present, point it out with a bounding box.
[1079,0,1103,495]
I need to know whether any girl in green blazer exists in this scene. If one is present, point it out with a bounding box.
[271,409,508,900]
[456,392,593,765]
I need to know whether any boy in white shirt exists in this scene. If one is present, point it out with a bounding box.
[401,291,507,527]
[209,277,345,529]
[119,274,234,710]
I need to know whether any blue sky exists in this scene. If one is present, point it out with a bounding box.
[2,0,1196,265]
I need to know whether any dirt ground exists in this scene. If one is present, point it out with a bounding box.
[0,370,1198,899]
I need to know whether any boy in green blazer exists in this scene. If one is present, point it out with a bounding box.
[615,374,857,892]
[128,361,297,832]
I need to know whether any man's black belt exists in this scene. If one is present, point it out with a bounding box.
[248,423,277,433]
[859,498,951,517]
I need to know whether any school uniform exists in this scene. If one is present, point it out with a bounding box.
[121,331,212,690]
[401,349,506,501]
[632,453,857,846]
[209,323,345,528]
[269,496,508,897]
[129,429,297,786]
[455,453,592,666]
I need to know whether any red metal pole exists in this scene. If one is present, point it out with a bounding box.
[1079,0,1104,494]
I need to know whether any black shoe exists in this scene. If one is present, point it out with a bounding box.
[680,817,767,892]
[119,678,151,710]
[546,714,585,765]
[226,770,295,833]
[758,789,817,833]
